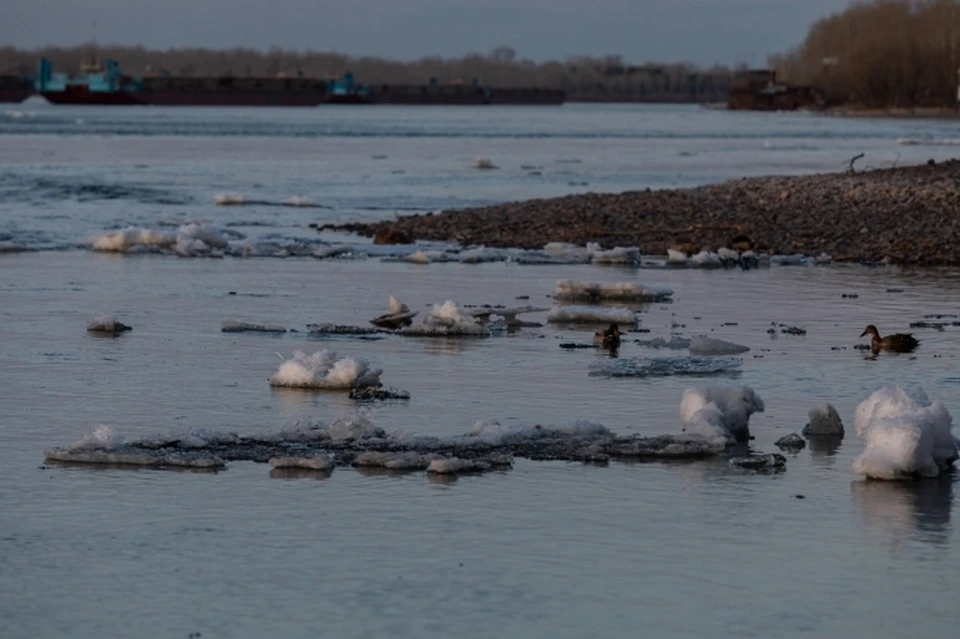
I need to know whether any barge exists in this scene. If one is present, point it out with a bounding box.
[11,59,565,107]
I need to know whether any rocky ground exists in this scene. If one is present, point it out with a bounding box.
[325,160,960,266]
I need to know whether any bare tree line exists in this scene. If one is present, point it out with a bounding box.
[771,0,960,108]
[0,44,735,102]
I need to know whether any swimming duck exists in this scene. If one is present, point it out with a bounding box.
[860,324,919,353]
[594,323,622,349]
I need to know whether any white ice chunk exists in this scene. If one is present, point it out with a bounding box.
[554,279,673,302]
[546,305,637,324]
[268,350,383,389]
[688,335,750,355]
[853,386,958,479]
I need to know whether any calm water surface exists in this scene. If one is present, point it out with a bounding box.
[1,104,958,638]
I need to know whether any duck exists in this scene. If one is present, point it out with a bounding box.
[594,323,622,349]
[860,324,919,353]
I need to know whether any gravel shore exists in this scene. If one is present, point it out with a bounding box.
[327,161,960,266]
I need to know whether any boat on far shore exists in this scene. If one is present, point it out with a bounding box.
[1,58,565,107]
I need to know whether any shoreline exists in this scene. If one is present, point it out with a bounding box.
[326,161,960,266]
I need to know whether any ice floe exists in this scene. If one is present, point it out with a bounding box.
[87,314,133,334]
[306,324,387,336]
[852,387,959,480]
[268,350,383,390]
[589,356,742,379]
[401,300,490,337]
[269,454,335,471]
[214,192,246,206]
[586,242,641,265]
[688,335,750,355]
[91,228,176,252]
[45,425,224,469]
[553,279,673,303]
[634,336,692,350]
[45,401,755,475]
[546,305,638,325]
[221,321,287,333]
[679,385,765,444]
[370,295,419,329]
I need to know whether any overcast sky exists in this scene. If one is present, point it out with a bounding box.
[4,0,852,66]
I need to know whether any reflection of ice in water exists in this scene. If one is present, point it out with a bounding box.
[850,478,953,547]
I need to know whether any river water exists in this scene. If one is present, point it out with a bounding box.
[1,102,958,638]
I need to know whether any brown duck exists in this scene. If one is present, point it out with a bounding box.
[594,323,622,349]
[860,324,919,353]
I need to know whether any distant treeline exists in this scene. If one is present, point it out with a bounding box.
[0,45,735,103]
[771,0,960,108]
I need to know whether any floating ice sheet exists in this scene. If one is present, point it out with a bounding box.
[45,411,740,474]
[688,336,750,355]
[554,279,673,303]
[590,356,742,379]
[547,305,638,325]
[221,321,287,333]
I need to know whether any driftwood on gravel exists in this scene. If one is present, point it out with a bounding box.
[326,162,960,266]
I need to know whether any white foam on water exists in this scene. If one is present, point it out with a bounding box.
[804,403,844,436]
[268,349,383,390]
[852,386,959,479]
[269,455,335,470]
[90,228,176,252]
[554,279,673,302]
[688,335,750,355]
[680,385,765,444]
[214,192,247,205]
[546,305,637,324]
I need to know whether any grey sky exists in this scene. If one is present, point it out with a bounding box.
[5,0,851,66]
